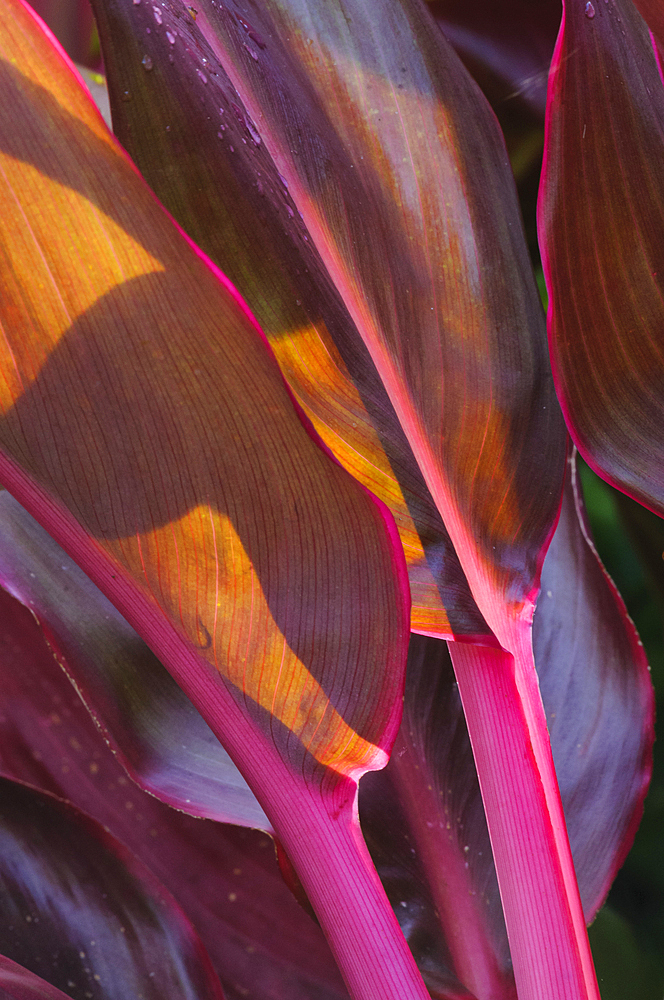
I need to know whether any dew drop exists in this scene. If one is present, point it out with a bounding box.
[166,30,175,43]
[585,1,595,16]
[121,89,132,101]
[142,54,153,70]
[132,0,141,5]
[196,68,208,83]
[286,205,294,218]
[245,117,261,145]
[243,43,259,61]
[152,5,162,23]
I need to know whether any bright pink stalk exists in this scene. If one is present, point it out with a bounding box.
[0,448,428,1000]
[449,639,600,1000]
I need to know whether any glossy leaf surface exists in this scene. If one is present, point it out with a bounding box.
[90,0,489,642]
[0,584,350,1000]
[0,776,225,1000]
[98,0,567,632]
[0,490,270,831]
[534,455,654,919]
[0,8,425,998]
[539,0,664,517]
[361,455,653,997]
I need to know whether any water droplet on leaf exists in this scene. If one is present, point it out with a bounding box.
[152,5,162,23]
[196,68,208,83]
[166,30,175,43]
[585,1,596,16]
[142,54,153,70]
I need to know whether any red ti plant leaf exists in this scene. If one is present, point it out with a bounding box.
[90,0,491,643]
[0,6,425,999]
[0,489,270,831]
[0,775,226,1000]
[538,0,664,517]
[87,0,600,995]
[0,583,350,1000]
[534,452,654,919]
[361,455,653,1000]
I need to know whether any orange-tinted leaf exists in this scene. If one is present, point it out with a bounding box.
[0,6,427,997]
[90,0,490,642]
[539,0,664,517]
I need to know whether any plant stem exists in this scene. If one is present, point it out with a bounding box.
[448,639,601,1000]
[266,777,432,1000]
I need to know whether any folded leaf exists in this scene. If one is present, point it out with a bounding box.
[0,490,270,831]
[0,775,226,1000]
[0,7,425,998]
[90,0,491,642]
[0,583,350,1000]
[539,0,664,517]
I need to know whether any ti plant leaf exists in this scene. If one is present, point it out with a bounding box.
[0,490,270,831]
[0,583,350,1000]
[0,776,226,1000]
[86,2,597,995]
[539,0,664,517]
[0,5,423,998]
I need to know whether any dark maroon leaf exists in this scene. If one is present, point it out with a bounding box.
[0,490,270,831]
[361,635,515,1000]
[0,776,225,1000]
[0,583,349,1000]
[534,453,654,919]
[539,0,664,516]
[360,452,653,995]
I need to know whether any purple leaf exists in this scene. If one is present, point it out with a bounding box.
[90,0,490,642]
[0,776,225,1000]
[429,0,561,117]
[0,7,424,997]
[0,490,270,831]
[539,0,664,516]
[0,956,81,1000]
[534,453,654,919]
[0,583,350,1000]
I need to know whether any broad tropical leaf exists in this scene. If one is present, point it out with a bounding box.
[0,490,270,831]
[0,776,226,1000]
[0,6,423,997]
[0,583,350,1000]
[539,0,664,517]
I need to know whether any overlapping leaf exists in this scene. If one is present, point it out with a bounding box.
[539,0,664,517]
[0,584,350,1000]
[0,7,426,998]
[90,0,490,641]
[0,490,270,831]
[360,455,652,999]
[0,775,226,1000]
[95,0,567,633]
